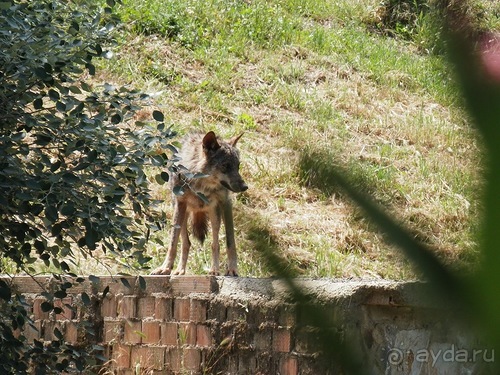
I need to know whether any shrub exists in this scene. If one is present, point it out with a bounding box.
[0,0,172,371]
[367,0,493,54]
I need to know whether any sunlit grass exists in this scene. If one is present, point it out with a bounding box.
[82,0,496,278]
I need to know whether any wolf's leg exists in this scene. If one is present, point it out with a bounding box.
[174,219,191,275]
[222,199,238,276]
[208,208,221,275]
[151,200,187,275]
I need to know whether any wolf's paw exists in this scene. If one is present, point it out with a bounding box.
[209,270,220,276]
[172,268,186,276]
[225,269,239,277]
[151,267,172,275]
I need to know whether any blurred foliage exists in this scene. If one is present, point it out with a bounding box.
[367,0,498,54]
[272,0,500,373]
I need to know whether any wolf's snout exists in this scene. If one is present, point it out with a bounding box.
[221,180,248,193]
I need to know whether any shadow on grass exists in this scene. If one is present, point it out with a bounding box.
[242,211,367,374]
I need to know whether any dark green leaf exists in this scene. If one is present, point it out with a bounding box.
[51,223,63,236]
[54,290,67,299]
[133,201,142,215]
[120,277,132,289]
[56,101,66,112]
[61,203,75,216]
[0,280,11,301]
[50,160,61,172]
[81,82,92,92]
[81,292,91,306]
[48,89,60,101]
[60,261,70,272]
[155,173,165,184]
[89,275,100,284]
[45,205,59,223]
[139,276,146,291]
[62,172,80,184]
[41,301,53,312]
[34,67,50,80]
[111,113,122,124]
[74,162,90,171]
[86,63,96,75]
[85,228,99,250]
[153,110,164,121]
[54,327,64,340]
[68,85,82,94]
[173,185,184,196]
[88,149,98,162]
[196,192,209,204]
[33,98,43,109]
[102,285,110,298]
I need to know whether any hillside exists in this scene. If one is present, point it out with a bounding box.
[93,0,500,279]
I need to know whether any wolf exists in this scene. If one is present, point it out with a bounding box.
[152,131,248,276]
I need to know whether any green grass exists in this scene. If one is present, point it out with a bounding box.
[86,0,497,279]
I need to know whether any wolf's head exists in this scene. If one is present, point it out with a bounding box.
[202,131,248,193]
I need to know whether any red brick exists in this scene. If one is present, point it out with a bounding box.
[113,344,131,368]
[173,298,190,321]
[170,276,217,295]
[54,297,73,320]
[179,322,196,346]
[12,327,21,339]
[254,329,272,351]
[64,320,79,344]
[118,296,137,319]
[154,296,173,321]
[104,320,123,343]
[207,300,227,321]
[196,324,212,347]
[137,296,156,318]
[142,320,161,344]
[279,307,296,327]
[190,299,208,322]
[183,348,201,371]
[23,320,41,343]
[280,356,298,375]
[101,294,117,318]
[43,321,62,341]
[32,297,49,320]
[166,348,182,372]
[273,328,292,353]
[160,322,178,346]
[295,327,315,353]
[123,320,142,344]
[131,346,165,370]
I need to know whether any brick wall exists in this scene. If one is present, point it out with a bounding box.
[6,276,480,374]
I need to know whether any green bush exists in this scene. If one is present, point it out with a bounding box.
[367,0,494,54]
[0,0,172,372]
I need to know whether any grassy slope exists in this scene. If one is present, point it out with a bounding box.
[93,0,495,279]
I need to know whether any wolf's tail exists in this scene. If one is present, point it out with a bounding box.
[191,211,208,244]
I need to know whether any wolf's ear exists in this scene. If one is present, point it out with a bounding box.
[202,131,220,152]
[229,133,244,147]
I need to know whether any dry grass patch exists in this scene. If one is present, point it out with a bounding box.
[86,0,490,279]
